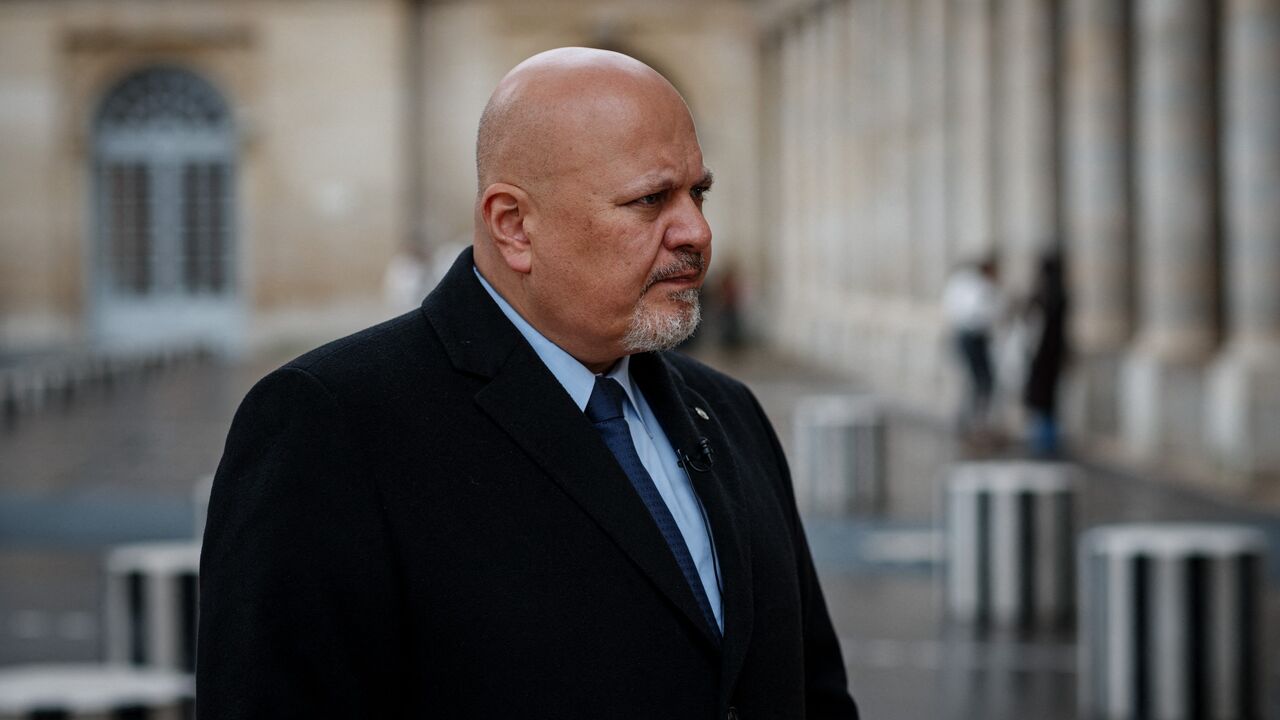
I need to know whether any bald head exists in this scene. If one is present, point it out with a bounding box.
[471,47,712,371]
[475,48,691,194]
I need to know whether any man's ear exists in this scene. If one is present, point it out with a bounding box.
[480,183,533,274]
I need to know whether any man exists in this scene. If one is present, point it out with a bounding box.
[198,48,859,719]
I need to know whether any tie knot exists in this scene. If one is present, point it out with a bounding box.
[586,376,628,424]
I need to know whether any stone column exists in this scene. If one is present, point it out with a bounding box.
[1123,0,1218,458]
[840,0,861,300]
[1209,0,1280,481]
[825,0,859,369]
[914,0,949,301]
[948,0,995,263]
[818,2,846,364]
[778,21,804,348]
[998,0,1060,297]
[912,0,950,405]
[861,0,890,303]
[848,0,879,298]
[883,0,914,301]
[1064,0,1133,436]
[799,13,824,354]
[843,0,878,371]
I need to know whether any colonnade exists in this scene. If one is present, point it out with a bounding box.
[761,0,1280,483]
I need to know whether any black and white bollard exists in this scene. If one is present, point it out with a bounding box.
[104,542,202,672]
[945,461,1077,630]
[791,394,886,515]
[1079,523,1268,720]
[0,664,192,720]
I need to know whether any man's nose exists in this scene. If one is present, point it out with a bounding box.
[663,196,712,252]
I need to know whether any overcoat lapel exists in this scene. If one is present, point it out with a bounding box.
[630,352,756,702]
[422,250,721,650]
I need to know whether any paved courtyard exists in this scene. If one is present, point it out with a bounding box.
[2,343,1278,717]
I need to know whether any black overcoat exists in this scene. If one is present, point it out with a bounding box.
[197,249,859,719]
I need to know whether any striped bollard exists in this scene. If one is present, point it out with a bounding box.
[791,394,887,516]
[104,541,201,672]
[1079,524,1267,720]
[945,461,1077,631]
[0,665,192,720]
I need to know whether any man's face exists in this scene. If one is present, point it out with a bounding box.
[523,90,713,362]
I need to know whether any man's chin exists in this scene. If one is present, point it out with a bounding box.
[621,293,701,353]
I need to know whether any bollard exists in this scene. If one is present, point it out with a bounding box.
[791,394,886,516]
[1079,523,1267,720]
[0,664,191,720]
[104,541,201,672]
[945,461,1076,630]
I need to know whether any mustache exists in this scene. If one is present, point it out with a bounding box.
[643,252,706,292]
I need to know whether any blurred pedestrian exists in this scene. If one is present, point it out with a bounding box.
[716,260,745,352]
[942,255,1002,441]
[1022,249,1069,456]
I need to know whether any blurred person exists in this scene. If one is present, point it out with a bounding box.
[1022,249,1069,456]
[716,260,746,352]
[942,255,1002,441]
[197,48,858,719]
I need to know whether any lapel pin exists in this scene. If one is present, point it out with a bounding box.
[694,406,709,420]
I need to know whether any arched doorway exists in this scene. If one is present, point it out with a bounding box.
[91,66,241,352]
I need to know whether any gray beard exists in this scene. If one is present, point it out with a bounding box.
[621,288,702,353]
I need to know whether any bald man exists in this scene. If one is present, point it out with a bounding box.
[198,48,859,719]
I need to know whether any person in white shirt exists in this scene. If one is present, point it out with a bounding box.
[942,255,1002,437]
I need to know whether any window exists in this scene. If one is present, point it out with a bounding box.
[94,66,235,299]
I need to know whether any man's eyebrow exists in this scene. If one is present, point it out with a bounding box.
[626,169,715,195]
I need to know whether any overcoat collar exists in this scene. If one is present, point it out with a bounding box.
[422,249,754,692]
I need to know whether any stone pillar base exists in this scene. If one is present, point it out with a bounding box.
[1121,351,1207,461]
[1208,347,1280,482]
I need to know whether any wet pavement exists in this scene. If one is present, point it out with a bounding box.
[2,342,1279,717]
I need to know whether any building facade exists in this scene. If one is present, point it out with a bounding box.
[2,0,1277,485]
[0,0,761,354]
[758,0,1280,486]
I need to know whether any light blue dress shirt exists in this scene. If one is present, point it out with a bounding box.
[474,268,723,631]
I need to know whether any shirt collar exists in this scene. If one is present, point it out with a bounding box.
[473,266,640,413]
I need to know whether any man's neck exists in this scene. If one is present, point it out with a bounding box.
[473,263,623,374]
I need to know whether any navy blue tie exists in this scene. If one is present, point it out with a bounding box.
[586,376,721,640]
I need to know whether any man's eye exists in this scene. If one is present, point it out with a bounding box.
[692,186,711,201]
[635,193,662,206]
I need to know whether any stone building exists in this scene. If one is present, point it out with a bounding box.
[758,0,1280,486]
[0,0,761,354]
[1,0,1277,485]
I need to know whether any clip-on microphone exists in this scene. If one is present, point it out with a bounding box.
[677,437,715,473]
